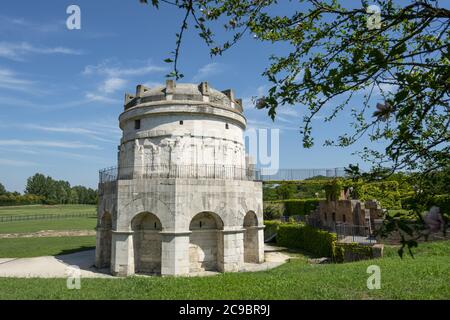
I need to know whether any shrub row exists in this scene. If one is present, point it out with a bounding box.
[0,194,45,206]
[265,221,380,262]
[263,220,281,240]
[276,223,337,257]
[334,243,375,263]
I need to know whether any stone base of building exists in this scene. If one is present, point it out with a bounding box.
[95,178,264,276]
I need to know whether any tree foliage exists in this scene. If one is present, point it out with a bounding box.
[140,0,449,176]
[24,173,97,205]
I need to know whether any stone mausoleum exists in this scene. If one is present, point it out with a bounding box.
[95,80,264,276]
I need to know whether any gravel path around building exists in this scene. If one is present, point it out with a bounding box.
[0,230,96,239]
[0,246,290,278]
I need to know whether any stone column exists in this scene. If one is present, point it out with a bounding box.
[111,231,135,276]
[256,226,265,263]
[218,228,245,272]
[160,231,191,276]
[244,226,265,263]
[95,227,112,268]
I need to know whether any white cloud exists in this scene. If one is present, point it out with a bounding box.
[0,139,100,149]
[0,68,34,90]
[85,92,120,104]
[0,15,61,33]
[242,85,267,110]
[277,107,299,117]
[192,63,222,81]
[23,124,119,143]
[0,158,38,167]
[99,77,128,94]
[82,60,166,77]
[0,42,83,61]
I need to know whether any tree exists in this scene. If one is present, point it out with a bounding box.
[0,183,6,195]
[276,183,297,200]
[25,173,48,197]
[140,0,449,173]
[140,0,449,254]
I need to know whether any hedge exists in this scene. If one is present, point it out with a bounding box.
[0,194,44,206]
[276,223,337,257]
[266,221,381,262]
[263,220,281,240]
[334,243,374,263]
[264,198,321,217]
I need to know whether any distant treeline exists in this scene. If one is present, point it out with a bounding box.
[0,173,97,206]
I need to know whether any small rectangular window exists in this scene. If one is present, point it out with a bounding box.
[225,123,229,129]
[179,120,183,125]
[134,119,141,129]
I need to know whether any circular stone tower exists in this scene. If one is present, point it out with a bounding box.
[96,80,264,276]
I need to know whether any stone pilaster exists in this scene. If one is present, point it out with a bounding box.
[160,231,191,276]
[218,228,245,272]
[110,231,135,276]
[256,226,265,263]
[95,227,112,268]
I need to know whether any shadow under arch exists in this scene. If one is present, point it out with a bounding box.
[189,211,224,272]
[243,210,259,263]
[131,212,163,274]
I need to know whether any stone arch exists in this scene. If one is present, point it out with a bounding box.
[131,212,163,274]
[243,211,259,263]
[96,211,112,268]
[189,211,224,272]
[119,193,173,231]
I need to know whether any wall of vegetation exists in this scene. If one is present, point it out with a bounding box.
[0,173,98,206]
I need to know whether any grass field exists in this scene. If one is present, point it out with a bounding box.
[0,205,448,299]
[0,204,97,234]
[0,236,96,258]
[0,240,449,299]
[0,217,97,234]
[0,204,96,216]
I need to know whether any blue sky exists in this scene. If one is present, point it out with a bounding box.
[0,0,389,192]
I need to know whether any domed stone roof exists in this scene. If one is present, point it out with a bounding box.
[124,80,243,113]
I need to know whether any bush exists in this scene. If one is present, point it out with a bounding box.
[263,220,281,240]
[357,181,402,209]
[324,179,343,200]
[334,243,374,263]
[0,194,44,206]
[264,198,321,217]
[263,202,284,220]
[276,223,337,257]
[283,199,320,216]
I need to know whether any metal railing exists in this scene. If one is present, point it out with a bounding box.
[0,212,96,223]
[260,167,346,181]
[99,165,348,184]
[99,164,260,183]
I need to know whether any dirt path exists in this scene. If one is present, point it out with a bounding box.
[0,230,96,239]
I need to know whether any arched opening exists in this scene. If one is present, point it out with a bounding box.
[97,212,112,268]
[131,212,162,274]
[243,211,259,263]
[189,212,223,272]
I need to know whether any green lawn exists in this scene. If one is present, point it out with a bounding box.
[0,240,449,299]
[0,204,96,216]
[0,236,96,258]
[0,217,97,234]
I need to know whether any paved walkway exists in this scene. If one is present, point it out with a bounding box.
[0,245,290,278]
